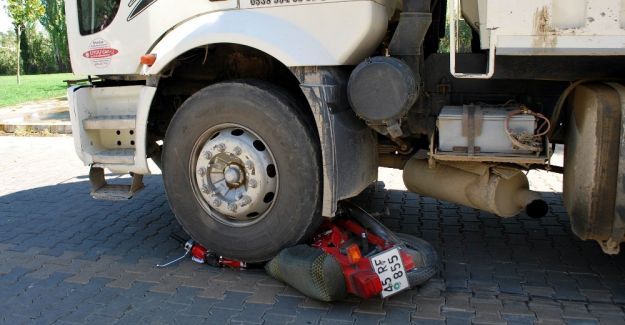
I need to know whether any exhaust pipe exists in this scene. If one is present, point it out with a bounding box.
[403,158,548,218]
[517,189,549,218]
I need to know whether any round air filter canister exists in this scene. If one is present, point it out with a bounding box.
[347,56,418,124]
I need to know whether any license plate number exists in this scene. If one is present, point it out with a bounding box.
[370,247,410,298]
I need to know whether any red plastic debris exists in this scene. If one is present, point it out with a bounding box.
[191,244,208,264]
[189,243,247,269]
[309,219,412,299]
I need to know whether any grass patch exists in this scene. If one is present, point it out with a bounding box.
[0,73,77,107]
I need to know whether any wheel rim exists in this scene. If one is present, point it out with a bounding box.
[190,124,279,227]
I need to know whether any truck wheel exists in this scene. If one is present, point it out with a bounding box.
[162,81,322,262]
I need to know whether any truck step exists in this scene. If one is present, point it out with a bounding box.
[92,149,135,165]
[83,115,136,130]
[89,167,144,200]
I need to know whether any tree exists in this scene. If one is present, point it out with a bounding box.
[5,0,44,84]
[40,0,69,72]
[438,18,473,54]
[0,31,18,75]
[20,24,55,74]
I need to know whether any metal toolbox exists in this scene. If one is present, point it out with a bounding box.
[437,105,536,154]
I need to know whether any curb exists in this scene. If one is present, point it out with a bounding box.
[0,122,72,134]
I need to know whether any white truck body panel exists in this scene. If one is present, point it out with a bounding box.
[65,0,238,75]
[68,85,156,175]
[144,4,390,75]
[66,0,394,76]
[460,0,625,55]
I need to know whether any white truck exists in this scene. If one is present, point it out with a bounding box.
[65,0,625,261]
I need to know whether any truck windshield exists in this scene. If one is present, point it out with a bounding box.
[77,0,121,35]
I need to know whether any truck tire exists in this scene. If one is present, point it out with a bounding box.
[162,81,322,262]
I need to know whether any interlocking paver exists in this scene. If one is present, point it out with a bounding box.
[324,302,357,322]
[300,297,332,310]
[230,303,270,323]
[245,284,284,304]
[410,316,445,324]
[265,295,305,318]
[261,312,295,324]
[183,297,219,317]
[382,307,414,325]
[194,280,233,299]
[292,306,328,324]
[564,319,600,325]
[354,298,386,315]
[320,320,355,325]
[2,137,625,324]
[171,314,207,325]
[212,291,251,311]
[353,312,386,324]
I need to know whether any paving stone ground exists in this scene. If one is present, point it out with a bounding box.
[1,136,624,325]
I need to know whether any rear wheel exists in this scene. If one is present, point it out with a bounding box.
[163,81,322,262]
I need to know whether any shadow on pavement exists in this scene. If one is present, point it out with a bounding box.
[1,176,625,324]
[1,176,623,276]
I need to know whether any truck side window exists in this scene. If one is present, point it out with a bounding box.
[77,0,121,35]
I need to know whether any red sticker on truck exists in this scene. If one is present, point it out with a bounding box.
[84,39,118,69]
[83,48,119,59]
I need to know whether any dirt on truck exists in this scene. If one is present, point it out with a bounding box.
[65,0,625,263]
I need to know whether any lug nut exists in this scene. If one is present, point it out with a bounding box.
[201,184,210,194]
[203,151,212,159]
[233,146,242,155]
[215,143,226,152]
[241,196,252,206]
[245,160,254,170]
[249,179,258,188]
[228,203,237,212]
[212,199,222,207]
[197,167,207,176]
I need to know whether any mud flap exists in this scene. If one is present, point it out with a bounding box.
[605,83,625,253]
[564,83,625,254]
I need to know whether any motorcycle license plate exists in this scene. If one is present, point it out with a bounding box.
[370,247,410,298]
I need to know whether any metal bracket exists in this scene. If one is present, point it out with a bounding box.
[449,0,496,79]
[461,105,483,155]
[89,166,145,200]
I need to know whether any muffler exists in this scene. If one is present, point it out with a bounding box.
[403,158,548,218]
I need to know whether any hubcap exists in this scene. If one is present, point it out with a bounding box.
[224,165,244,187]
[191,125,278,226]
